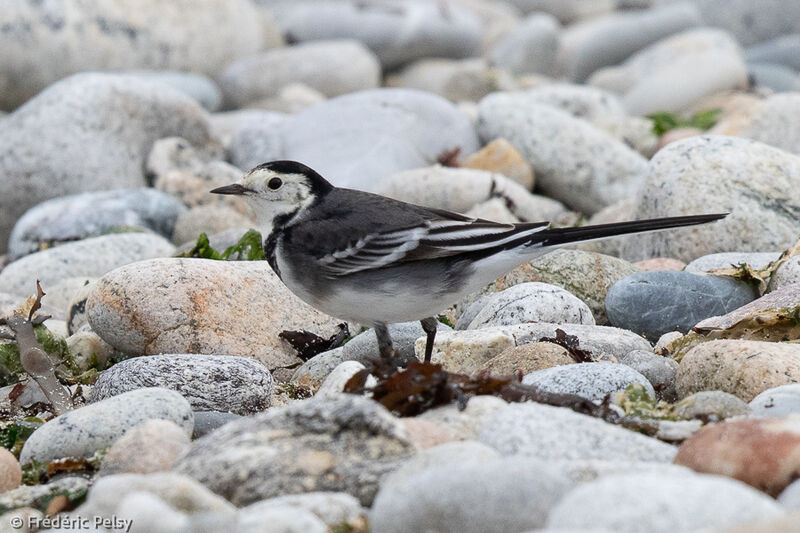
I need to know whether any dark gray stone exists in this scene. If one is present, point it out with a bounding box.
[174,395,414,506]
[522,362,655,402]
[90,354,274,415]
[8,189,186,260]
[605,271,758,341]
[618,350,679,402]
[370,457,571,533]
[192,411,243,439]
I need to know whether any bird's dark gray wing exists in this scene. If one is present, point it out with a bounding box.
[290,189,550,278]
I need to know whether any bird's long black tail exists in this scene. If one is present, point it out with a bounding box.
[533,213,728,247]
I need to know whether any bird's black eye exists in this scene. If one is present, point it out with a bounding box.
[268,177,283,190]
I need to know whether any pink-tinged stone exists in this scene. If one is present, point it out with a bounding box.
[633,258,686,271]
[676,340,800,402]
[674,414,800,496]
[400,418,456,450]
[0,447,21,492]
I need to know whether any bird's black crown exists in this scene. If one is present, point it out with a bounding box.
[253,160,334,195]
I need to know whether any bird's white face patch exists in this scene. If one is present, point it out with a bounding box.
[239,168,316,226]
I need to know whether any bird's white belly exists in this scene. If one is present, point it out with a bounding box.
[275,241,549,325]
[279,265,446,323]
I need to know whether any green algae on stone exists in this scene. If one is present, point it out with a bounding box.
[179,229,265,261]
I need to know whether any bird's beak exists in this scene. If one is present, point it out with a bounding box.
[210,184,252,195]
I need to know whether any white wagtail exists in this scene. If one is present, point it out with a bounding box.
[212,160,727,362]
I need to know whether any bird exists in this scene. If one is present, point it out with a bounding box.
[211,160,727,363]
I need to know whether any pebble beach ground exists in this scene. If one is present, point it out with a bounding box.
[1,0,800,532]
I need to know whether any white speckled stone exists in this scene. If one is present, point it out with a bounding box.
[464,282,595,329]
[622,136,800,262]
[20,388,193,465]
[377,165,566,221]
[479,402,676,462]
[90,354,274,415]
[282,88,479,192]
[546,471,783,532]
[522,362,655,402]
[0,233,175,297]
[477,92,648,214]
[220,40,380,107]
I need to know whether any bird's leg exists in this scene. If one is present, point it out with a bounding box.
[420,317,438,363]
[374,322,395,359]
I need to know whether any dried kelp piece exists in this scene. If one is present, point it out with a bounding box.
[541,328,594,363]
[46,457,96,479]
[709,236,800,295]
[346,357,598,418]
[279,323,350,361]
[345,359,665,435]
[436,146,462,167]
[3,282,73,414]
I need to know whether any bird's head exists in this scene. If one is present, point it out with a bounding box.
[211,160,333,225]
